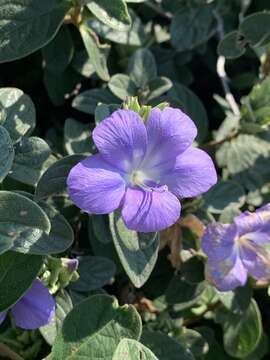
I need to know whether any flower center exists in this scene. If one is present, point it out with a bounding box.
[129,170,167,193]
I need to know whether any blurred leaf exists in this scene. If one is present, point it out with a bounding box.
[203,180,245,214]
[170,4,216,51]
[72,88,119,115]
[218,285,253,316]
[218,31,246,59]
[241,77,270,132]
[40,290,73,346]
[109,210,159,288]
[0,88,36,142]
[42,26,74,74]
[0,0,67,62]
[87,0,131,30]
[178,328,209,357]
[51,295,142,359]
[109,74,137,100]
[69,256,116,292]
[91,214,113,244]
[36,155,84,199]
[240,12,270,47]
[11,195,73,255]
[64,118,92,155]
[0,251,43,311]
[80,24,110,81]
[95,103,120,124]
[128,48,157,88]
[89,10,147,46]
[113,338,158,359]
[165,276,206,311]
[168,82,208,142]
[147,77,172,101]
[0,126,14,182]
[216,299,263,358]
[141,330,195,360]
[0,191,50,255]
[71,50,95,78]
[9,136,52,186]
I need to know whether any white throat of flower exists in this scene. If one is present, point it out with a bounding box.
[128,170,167,193]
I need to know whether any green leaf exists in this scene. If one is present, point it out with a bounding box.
[0,0,67,63]
[203,180,245,214]
[170,4,216,51]
[218,285,253,316]
[109,211,160,288]
[95,103,120,124]
[109,74,137,100]
[141,330,195,360]
[0,251,43,311]
[241,77,270,132]
[91,214,113,244]
[43,68,81,106]
[168,82,209,142]
[72,88,119,114]
[0,88,36,142]
[216,134,270,189]
[36,155,84,199]
[165,276,206,311]
[240,12,270,47]
[147,77,173,101]
[178,329,209,357]
[113,338,158,360]
[11,195,73,255]
[218,31,246,59]
[40,290,73,346]
[9,136,52,186]
[80,25,110,81]
[0,191,51,255]
[71,50,95,78]
[69,256,116,292]
[42,26,74,74]
[51,295,142,360]
[88,10,147,46]
[0,126,14,182]
[128,48,157,88]
[87,0,131,30]
[217,299,263,358]
[64,118,92,155]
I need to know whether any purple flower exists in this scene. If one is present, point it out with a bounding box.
[0,279,55,329]
[67,108,217,232]
[201,205,270,291]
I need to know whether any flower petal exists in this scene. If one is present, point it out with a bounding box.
[239,233,270,280]
[161,147,217,198]
[143,107,197,170]
[67,154,126,214]
[11,279,55,329]
[201,223,237,262]
[234,205,270,236]
[205,253,247,292]
[93,109,147,172]
[0,310,7,325]
[121,187,180,232]
[202,223,247,291]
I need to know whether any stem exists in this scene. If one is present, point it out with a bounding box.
[213,10,241,117]
[183,301,221,327]
[0,343,24,360]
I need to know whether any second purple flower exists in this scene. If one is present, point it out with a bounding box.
[67,107,217,232]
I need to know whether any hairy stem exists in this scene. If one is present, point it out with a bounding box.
[213,10,241,116]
